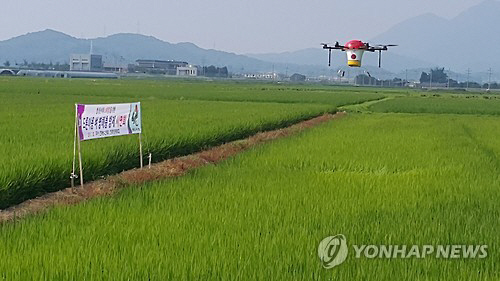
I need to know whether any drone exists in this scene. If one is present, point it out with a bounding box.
[321,40,397,68]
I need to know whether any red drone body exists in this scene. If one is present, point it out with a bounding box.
[321,40,397,68]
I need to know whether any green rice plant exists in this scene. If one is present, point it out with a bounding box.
[0,77,386,105]
[0,113,498,280]
[0,77,384,208]
[368,95,500,115]
[0,95,331,208]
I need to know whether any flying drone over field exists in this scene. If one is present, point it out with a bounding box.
[321,40,397,68]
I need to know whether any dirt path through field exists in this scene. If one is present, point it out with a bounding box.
[0,112,346,223]
[339,96,397,112]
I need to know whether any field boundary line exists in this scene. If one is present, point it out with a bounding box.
[339,96,397,112]
[0,112,347,223]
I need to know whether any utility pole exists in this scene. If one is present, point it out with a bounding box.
[488,68,492,91]
[447,68,451,88]
[405,69,408,87]
[466,68,471,90]
[429,68,433,90]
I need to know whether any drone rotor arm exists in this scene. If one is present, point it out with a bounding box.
[322,45,345,50]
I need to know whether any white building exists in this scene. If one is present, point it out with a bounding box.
[176,65,198,76]
[70,54,103,71]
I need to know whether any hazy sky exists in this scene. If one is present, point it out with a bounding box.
[0,0,485,54]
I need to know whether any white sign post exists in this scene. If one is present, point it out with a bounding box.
[71,102,142,187]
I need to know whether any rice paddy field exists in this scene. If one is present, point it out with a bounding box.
[0,77,499,280]
[0,78,383,208]
[369,94,500,115]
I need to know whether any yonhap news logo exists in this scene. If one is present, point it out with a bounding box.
[317,234,349,269]
[318,234,488,269]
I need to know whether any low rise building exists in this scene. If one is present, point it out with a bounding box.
[176,65,198,76]
[134,59,188,75]
[70,54,103,72]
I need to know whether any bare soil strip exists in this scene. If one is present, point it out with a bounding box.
[0,112,346,223]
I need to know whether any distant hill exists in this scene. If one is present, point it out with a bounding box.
[0,29,329,76]
[0,30,82,64]
[0,30,266,71]
[371,0,500,71]
[246,48,326,67]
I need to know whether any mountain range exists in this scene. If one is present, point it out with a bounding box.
[0,0,498,81]
[0,30,279,72]
[249,0,500,78]
[371,0,500,72]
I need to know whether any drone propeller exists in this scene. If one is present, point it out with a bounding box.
[321,43,333,51]
[370,44,397,67]
[373,44,398,48]
[322,42,343,46]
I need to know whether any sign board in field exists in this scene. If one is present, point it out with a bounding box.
[77,102,141,141]
[72,102,143,187]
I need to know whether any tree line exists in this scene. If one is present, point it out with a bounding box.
[202,66,228,78]
[3,60,69,71]
[420,67,498,89]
